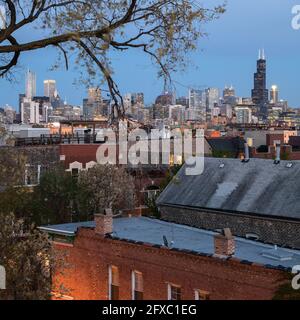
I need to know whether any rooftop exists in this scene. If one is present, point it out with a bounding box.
[157,157,300,220]
[40,216,300,270]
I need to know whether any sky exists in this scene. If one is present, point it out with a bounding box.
[1,0,300,109]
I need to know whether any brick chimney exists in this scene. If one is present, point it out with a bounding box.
[214,228,235,257]
[94,209,113,236]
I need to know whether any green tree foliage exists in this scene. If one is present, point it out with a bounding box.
[0,213,62,300]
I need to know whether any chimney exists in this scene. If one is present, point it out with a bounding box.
[94,209,113,236]
[274,143,281,165]
[243,142,250,162]
[214,228,235,257]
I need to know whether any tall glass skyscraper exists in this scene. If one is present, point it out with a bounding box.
[251,50,268,110]
[25,69,36,99]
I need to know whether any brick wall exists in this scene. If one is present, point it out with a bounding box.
[160,205,300,249]
[53,227,284,300]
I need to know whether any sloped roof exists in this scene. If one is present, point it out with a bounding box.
[157,157,300,220]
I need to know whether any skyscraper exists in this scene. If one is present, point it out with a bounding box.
[205,88,220,111]
[83,88,104,119]
[270,85,279,104]
[188,89,206,121]
[44,80,57,100]
[25,69,36,99]
[251,50,268,116]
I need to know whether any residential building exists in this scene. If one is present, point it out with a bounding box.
[157,157,300,249]
[40,213,299,300]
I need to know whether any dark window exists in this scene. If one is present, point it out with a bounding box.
[169,285,181,300]
[133,271,143,300]
[110,266,119,300]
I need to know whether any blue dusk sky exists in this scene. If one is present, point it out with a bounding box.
[1,0,300,109]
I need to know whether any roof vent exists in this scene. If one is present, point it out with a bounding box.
[286,163,293,168]
[219,163,225,168]
[246,233,259,241]
[261,246,293,261]
[274,144,281,165]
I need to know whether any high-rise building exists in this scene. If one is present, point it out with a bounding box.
[188,89,206,121]
[83,88,104,120]
[223,86,235,99]
[44,80,57,100]
[21,97,40,124]
[205,88,220,111]
[251,49,269,114]
[270,85,279,104]
[25,69,36,99]
[235,106,252,124]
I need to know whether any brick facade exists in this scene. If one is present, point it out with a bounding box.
[159,205,300,249]
[53,227,284,301]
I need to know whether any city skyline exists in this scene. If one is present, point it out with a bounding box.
[0,0,299,109]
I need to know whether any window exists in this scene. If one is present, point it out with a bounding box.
[109,266,119,300]
[195,290,210,301]
[71,168,79,179]
[132,271,143,300]
[168,284,182,300]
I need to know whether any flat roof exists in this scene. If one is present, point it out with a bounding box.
[40,217,300,269]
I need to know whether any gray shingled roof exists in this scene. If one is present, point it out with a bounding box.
[157,157,300,220]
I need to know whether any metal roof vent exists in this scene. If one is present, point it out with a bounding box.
[219,163,225,168]
[286,163,293,168]
[261,245,293,261]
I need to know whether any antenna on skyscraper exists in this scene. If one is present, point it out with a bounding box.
[262,48,265,60]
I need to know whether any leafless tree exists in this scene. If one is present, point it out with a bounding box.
[78,164,136,214]
[0,0,225,119]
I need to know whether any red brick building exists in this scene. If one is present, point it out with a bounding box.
[40,214,296,300]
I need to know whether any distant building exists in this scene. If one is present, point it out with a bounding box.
[270,85,279,104]
[44,80,57,102]
[20,97,39,124]
[25,69,36,99]
[205,88,219,112]
[235,106,252,124]
[188,89,206,121]
[251,50,268,117]
[83,88,104,120]
[155,92,175,106]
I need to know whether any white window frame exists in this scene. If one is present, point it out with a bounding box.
[167,283,181,300]
[108,265,119,300]
[194,289,210,301]
[131,270,143,300]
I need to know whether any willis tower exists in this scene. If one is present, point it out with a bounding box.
[251,49,268,118]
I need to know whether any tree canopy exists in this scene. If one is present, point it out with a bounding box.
[0,0,225,118]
